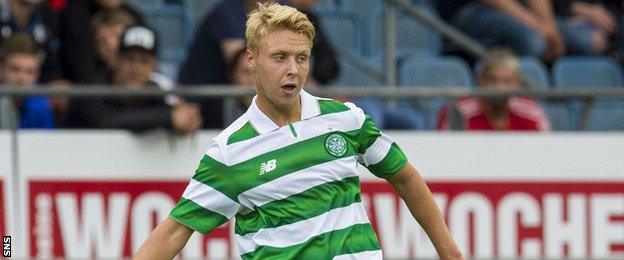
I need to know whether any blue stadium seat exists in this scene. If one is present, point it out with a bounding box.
[519,57,549,89]
[553,56,624,130]
[316,9,363,54]
[337,0,381,17]
[314,0,337,11]
[127,0,166,7]
[553,56,623,88]
[333,53,384,87]
[332,54,425,129]
[399,56,473,129]
[365,3,441,57]
[138,5,193,62]
[400,56,473,88]
[516,57,573,130]
[183,0,219,23]
[586,101,624,131]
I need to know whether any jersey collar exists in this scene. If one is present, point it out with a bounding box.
[247,90,320,134]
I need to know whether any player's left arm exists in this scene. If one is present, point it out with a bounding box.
[387,163,463,260]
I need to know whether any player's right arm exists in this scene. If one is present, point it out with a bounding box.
[134,217,194,260]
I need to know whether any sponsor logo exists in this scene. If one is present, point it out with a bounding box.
[260,159,277,175]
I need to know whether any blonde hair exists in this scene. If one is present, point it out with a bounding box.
[481,47,519,74]
[245,2,315,54]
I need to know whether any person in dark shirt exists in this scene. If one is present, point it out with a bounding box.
[69,25,202,134]
[58,0,144,83]
[436,0,566,61]
[552,0,619,55]
[0,0,62,82]
[0,34,55,129]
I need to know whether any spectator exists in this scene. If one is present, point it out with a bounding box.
[58,0,144,83]
[90,8,138,83]
[0,34,55,129]
[68,26,202,134]
[436,0,597,61]
[0,0,62,82]
[437,48,551,131]
[553,0,617,55]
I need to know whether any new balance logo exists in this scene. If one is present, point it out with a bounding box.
[260,159,277,175]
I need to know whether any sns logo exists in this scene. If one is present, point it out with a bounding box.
[3,236,10,257]
[260,159,277,175]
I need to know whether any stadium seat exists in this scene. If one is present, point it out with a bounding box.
[586,101,624,131]
[314,0,337,11]
[333,53,384,87]
[331,54,425,129]
[553,56,623,88]
[337,0,382,17]
[183,0,219,24]
[138,5,193,62]
[399,56,473,129]
[400,56,473,88]
[316,9,363,54]
[127,0,166,7]
[516,57,573,130]
[365,3,441,57]
[518,57,549,89]
[553,56,624,130]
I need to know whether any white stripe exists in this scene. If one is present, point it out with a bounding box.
[362,134,394,166]
[238,156,358,208]
[182,179,240,218]
[235,202,370,254]
[227,110,361,165]
[333,250,383,260]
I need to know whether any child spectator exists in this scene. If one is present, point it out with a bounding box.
[0,34,55,129]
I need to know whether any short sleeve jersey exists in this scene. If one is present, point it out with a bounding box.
[170,90,407,259]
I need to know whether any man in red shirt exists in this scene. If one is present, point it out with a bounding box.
[437,48,550,131]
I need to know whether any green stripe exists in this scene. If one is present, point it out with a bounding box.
[357,116,381,153]
[288,123,297,137]
[191,155,238,201]
[228,121,260,145]
[169,198,228,234]
[241,223,380,259]
[235,176,361,236]
[232,130,360,192]
[318,99,350,115]
[367,142,407,178]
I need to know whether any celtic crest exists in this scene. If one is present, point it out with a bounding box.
[324,133,347,157]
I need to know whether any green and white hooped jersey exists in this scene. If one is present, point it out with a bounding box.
[170,91,407,259]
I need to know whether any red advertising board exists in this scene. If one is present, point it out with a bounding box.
[27,180,624,259]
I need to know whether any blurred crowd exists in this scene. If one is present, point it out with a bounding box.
[0,0,622,133]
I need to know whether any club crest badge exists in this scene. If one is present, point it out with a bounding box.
[324,133,347,157]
